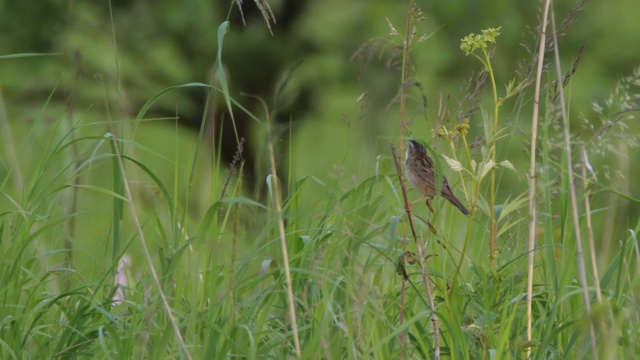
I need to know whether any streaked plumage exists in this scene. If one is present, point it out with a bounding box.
[404,139,470,215]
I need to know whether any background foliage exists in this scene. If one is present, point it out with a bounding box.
[1,0,639,358]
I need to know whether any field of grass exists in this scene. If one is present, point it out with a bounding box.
[1,1,639,359]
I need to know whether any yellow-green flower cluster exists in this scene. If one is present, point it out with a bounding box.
[460,27,502,55]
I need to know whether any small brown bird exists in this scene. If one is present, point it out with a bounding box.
[404,139,470,215]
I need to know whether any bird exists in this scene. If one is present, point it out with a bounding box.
[404,139,470,215]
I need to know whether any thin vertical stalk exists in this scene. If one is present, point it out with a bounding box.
[391,144,440,360]
[486,52,499,269]
[550,8,598,359]
[580,147,602,303]
[109,135,193,360]
[527,0,551,356]
[398,0,415,153]
[398,5,416,356]
[263,101,301,358]
[399,228,408,359]
[64,53,84,279]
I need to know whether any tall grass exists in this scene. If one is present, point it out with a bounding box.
[1,1,639,359]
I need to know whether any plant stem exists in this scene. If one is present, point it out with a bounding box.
[527,0,551,356]
[550,8,597,358]
[399,0,415,152]
[483,48,499,269]
[391,144,440,360]
[110,135,193,360]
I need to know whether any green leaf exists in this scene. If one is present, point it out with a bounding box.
[499,160,517,173]
[479,159,496,180]
[0,53,61,59]
[58,184,128,202]
[442,154,465,172]
[219,196,267,210]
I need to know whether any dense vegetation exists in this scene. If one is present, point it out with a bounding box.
[1,1,639,358]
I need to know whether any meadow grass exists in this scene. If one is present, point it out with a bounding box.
[1,1,640,359]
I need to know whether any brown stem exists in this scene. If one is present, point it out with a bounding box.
[526,0,551,355]
[391,143,440,360]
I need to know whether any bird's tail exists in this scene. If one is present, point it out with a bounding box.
[444,193,470,216]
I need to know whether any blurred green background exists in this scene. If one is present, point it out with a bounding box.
[1,0,639,265]
[2,0,638,168]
